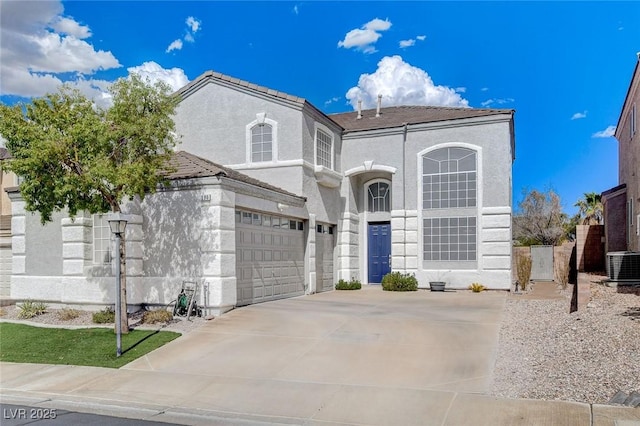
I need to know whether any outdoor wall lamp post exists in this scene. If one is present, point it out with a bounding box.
[108,213,128,357]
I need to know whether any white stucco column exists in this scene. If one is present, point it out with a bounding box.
[404,210,419,274]
[201,187,237,315]
[61,214,92,276]
[391,210,406,271]
[7,192,25,280]
[337,211,359,281]
[307,213,317,293]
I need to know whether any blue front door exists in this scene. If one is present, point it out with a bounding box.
[368,222,391,283]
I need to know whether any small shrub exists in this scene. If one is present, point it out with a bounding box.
[92,307,115,324]
[381,272,418,292]
[555,254,570,289]
[468,282,486,293]
[142,309,174,324]
[56,308,80,321]
[18,300,48,319]
[516,253,532,291]
[335,278,362,290]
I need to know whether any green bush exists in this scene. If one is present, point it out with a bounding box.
[142,309,174,324]
[92,307,115,324]
[335,278,362,290]
[18,300,48,319]
[381,272,418,292]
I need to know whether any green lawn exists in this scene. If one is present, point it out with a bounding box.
[0,323,180,368]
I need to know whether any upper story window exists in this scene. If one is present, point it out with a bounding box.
[315,127,333,169]
[423,147,477,209]
[367,181,391,213]
[246,114,277,163]
[251,124,272,162]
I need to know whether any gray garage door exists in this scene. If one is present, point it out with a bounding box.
[315,224,335,292]
[236,210,305,306]
[0,242,10,297]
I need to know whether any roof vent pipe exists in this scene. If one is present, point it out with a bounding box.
[376,94,382,117]
[357,99,362,119]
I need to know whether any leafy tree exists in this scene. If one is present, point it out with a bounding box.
[0,75,179,333]
[513,189,567,246]
[574,192,603,225]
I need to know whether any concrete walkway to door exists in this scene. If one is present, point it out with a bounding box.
[2,286,639,425]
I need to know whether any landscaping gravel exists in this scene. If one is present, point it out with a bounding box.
[491,277,640,405]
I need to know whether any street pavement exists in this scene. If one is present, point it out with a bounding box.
[2,286,639,425]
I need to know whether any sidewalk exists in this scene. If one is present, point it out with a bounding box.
[2,362,639,425]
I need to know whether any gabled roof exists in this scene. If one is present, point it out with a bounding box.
[175,70,307,106]
[330,105,514,132]
[167,151,304,200]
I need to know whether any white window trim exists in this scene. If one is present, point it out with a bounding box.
[93,214,112,265]
[417,143,482,271]
[314,122,334,170]
[246,116,278,164]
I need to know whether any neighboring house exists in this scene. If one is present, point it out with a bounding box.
[1,146,14,297]
[603,55,639,254]
[5,70,516,314]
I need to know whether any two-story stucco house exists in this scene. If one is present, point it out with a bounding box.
[602,55,640,280]
[5,70,516,315]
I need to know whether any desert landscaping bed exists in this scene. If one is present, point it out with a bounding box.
[491,275,640,404]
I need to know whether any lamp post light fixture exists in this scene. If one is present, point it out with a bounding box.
[108,212,128,357]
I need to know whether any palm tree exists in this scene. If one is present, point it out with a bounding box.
[574,192,603,225]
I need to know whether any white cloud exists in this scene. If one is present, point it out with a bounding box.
[51,16,91,39]
[338,18,392,54]
[293,5,299,15]
[166,39,183,53]
[454,87,467,93]
[481,87,489,92]
[0,0,120,98]
[592,125,616,138]
[127,62,189,92]
[324,96,341,106]
[399,39,415,48]
[571,111,587,120]
[345,55,469,110]
[186,16,201,33]
[416,35,426,41]
[481,98,514,107]
[166,16,202,53]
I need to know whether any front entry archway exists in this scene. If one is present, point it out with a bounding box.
[368,222,391,283]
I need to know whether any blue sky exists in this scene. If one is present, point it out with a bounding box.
[1,1,638,216]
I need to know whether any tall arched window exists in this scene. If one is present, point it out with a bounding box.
[367,181,390,213]
[422,147,477,262]
[251,124,272,162]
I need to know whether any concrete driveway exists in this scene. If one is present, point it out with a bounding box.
[118,286,507,424]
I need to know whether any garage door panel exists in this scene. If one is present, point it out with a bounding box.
[236,218,305,306]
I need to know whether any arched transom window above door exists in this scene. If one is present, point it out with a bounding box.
[367,181,390,213]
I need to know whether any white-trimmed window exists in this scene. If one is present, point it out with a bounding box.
[423,147,477,209]
[367,181,391,213]
[423,217,477,261]
[251,124,272,162]
[93,214,112,264]
[246,115,277,163]
[421,146,479,264]
[315,125,333,169]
